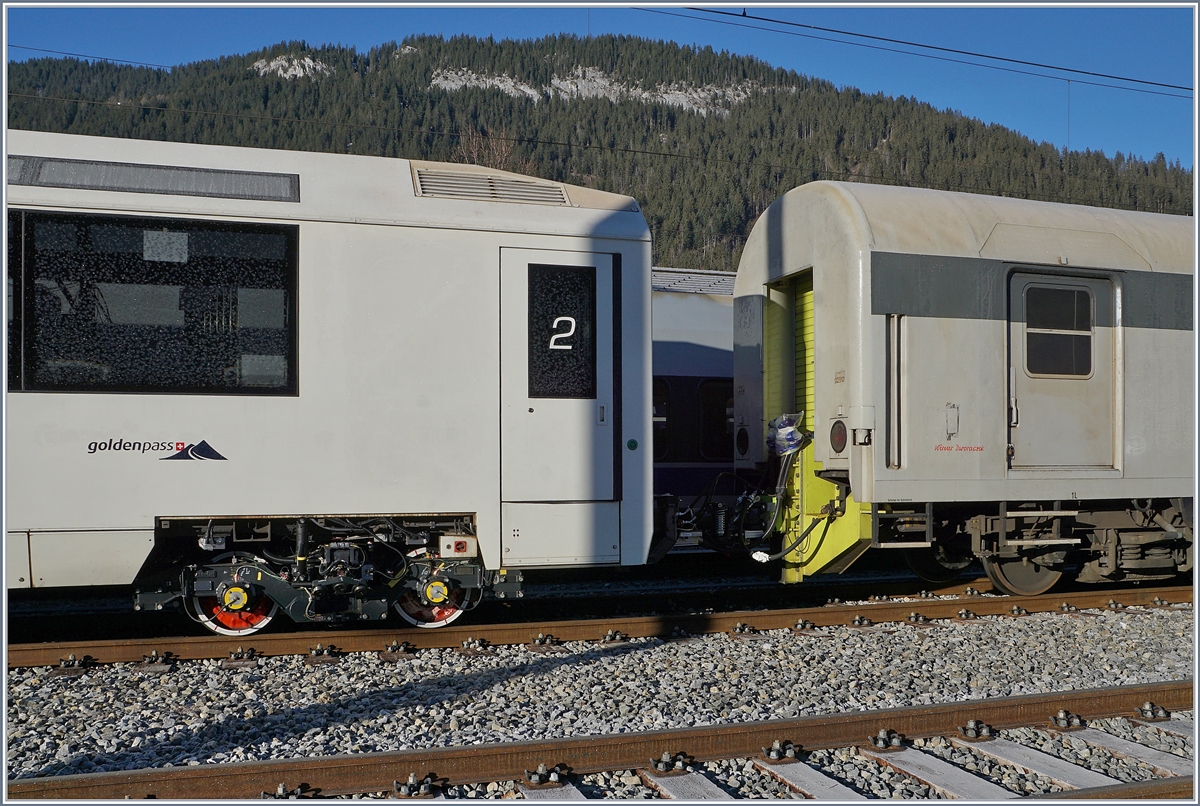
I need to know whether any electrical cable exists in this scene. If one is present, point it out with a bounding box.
[260,548,296,565]
[752,512,829,563]
[14,21,1190,94]
[673,8,1192,95]
[8,44,178,69]
[749,449,797,547]
[683,467,761,514]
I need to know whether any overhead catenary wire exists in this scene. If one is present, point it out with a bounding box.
[8,44,178,70]
[14,18,1192,96]
[677,7,1192,95]
[637,8,1191,101]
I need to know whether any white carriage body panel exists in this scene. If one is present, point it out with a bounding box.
[734,181,1194,505]
[6,131,653,586]
[6,533,30,588]
[27,531,157,588]
[500,502,621,566]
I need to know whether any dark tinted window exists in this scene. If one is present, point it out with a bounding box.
[527,264,596,399]
[699,379,734,460]
[7,212,21,390]
[1027,333,1091,376]
[653,377,670,461]
[10,210,297,394]
[1025,286,1092,377]
[1027,287,1091,331]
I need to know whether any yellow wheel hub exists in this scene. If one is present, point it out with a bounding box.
[221,586,250,611]
[423,580,450,604]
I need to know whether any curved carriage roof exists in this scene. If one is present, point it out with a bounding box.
[7,130,649,242]
[737,181,1194,297]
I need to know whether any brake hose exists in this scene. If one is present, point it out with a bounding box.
[746,450,796,547]
[751,511,831,563]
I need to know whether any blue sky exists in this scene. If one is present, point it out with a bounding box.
[5,5,1195,168]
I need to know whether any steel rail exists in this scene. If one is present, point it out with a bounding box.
[6,680,1191,799]
[1040,775,1194,799]
[7,585,1190,668]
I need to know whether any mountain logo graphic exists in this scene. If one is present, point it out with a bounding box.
[160,441,228,461]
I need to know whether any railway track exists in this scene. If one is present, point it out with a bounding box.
[7,681,1192,799]
[2,560,959,636]
[3,560,960,644]
[9,583,1190,669]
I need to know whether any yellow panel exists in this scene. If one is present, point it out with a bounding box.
[793,273,814,431]
[779,448,871,583]
[762,281,790,427]
[778,270,870,583]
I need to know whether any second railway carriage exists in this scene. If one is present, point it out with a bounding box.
[6,130,653,634]
[729,180,1194,594]
[650,268,736,509]
[649,268,737,553]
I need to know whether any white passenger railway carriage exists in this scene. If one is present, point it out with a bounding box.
[733,181,1194,595]
[6,130,653,633]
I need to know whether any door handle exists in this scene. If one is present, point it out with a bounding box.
[1009,398,1019,427]
[598,404,607,425]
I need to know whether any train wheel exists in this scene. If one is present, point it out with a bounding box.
[982,556,1062,596]
[187,552,279,636]
[903,544,973,583]
[394,588,469,628]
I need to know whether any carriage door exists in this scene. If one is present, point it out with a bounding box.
[1008,273,1114,468]
[500,249,619,565]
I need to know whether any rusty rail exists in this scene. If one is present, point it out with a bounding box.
[7,680,1191,799]
[1040,775,1193,799]
[8,585,1190,669]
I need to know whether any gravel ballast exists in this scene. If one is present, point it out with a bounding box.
[910,735,1065,796]
[998,726,1161,783]
[6,606,1192,793]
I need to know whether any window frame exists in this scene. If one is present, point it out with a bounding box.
[526,263,598,400]
[7,211,24,390]
[8,208,300,396]
[1022,282,1095,380]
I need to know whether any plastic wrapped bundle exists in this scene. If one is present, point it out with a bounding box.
[767,413,808,456]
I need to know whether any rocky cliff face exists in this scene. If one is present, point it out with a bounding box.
[432,65,765,118]
[250,55,334,80]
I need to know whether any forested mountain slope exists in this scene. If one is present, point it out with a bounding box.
[8,34,1192,271]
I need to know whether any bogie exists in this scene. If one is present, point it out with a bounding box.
[136,516,493,635]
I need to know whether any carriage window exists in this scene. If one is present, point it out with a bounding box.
[527,264,596,399]
[699,379,735,460]
[7,212,20,390]
[653,377,670,461]
[1025,286,1092,377]
[9,210,297,394]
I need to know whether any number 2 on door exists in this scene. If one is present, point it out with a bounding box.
[549,316,576,350]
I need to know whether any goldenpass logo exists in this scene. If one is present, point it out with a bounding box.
[86,439,228,460]
[162,441,227,460]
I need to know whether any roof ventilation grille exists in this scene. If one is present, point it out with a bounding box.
[651,268,737,295]
[8,155,299,202]
[414,169,569,206]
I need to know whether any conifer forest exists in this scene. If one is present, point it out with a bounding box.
[8,34,1192,271]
